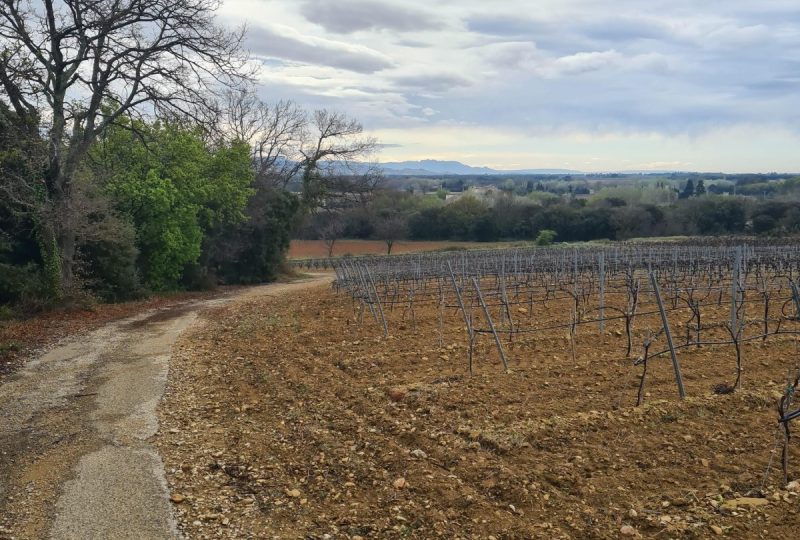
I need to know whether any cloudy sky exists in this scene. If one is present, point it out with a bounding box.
[219,0,800,172]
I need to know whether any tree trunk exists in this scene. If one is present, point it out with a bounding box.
[42,152,80,298]
[36,221,63,301]
[57,226,76,292]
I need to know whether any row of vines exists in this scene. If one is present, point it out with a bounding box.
[318,242,800,484]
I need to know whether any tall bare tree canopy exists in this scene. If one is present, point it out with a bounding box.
[0,0,250,294]
[221,89,306,188]
[219,88,380,210]
[221,90,378,191]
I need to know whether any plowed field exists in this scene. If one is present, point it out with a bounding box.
[288,240,522,259]
[156,279,800,539]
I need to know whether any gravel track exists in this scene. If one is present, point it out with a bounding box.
[0,275,331,540]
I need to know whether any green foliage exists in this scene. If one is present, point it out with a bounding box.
[0,105,53,308]
[679,179,695,199]
[408,195,488,240]
[677,197,746,235]
[588,185,673,207]
[0,305,13,321]
[198,140,254,228]
[0,103,44,205]
[401,191,787,243]
[0,260,45,308]
[0,212,48,314]
[93,121,253,290]
[36,223,62,300]
[439,196,490,239]
[534,229,557,246]
[80,220,144,302]
[695,179,706,196]
[1,102,295,312]
[211,189,300,284]
[526,191,561,205]
[369,189,441,215]
[752,214,777,235]
[611,205,667,239]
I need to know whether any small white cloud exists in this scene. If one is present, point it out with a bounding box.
[546,50,622,77]
[481,41,542,69]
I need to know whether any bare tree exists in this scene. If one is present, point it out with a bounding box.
[0,103,42,214]
[317,215,346,258]
[0,0,250,295]
[295,110,378,208]
[373,213,407,255]
[319,166,383,209]
[220,89,306,188]
[218,89,380,205]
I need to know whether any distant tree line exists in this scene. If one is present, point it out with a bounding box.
[300,190,800,250]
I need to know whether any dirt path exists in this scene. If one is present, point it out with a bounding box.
[0,274,332,540]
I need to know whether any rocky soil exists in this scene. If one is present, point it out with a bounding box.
[156,283,800,539]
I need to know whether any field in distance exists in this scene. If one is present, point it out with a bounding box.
[288,239,526,259]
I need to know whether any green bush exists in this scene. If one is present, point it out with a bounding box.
[209,189,300,284]
[534,229,558,246]
[80,233,145,302]
[0,262,46,306]
[0,305,13,321]
[94,121,253,290]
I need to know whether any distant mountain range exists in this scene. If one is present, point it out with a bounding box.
[376,159,580,176]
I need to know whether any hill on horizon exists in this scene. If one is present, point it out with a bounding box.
[377,159,580,176]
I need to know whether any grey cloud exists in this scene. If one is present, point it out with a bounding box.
[300,1,439,34]
[744,78,800,95]
[246,0,800,136]
[416,77,754,136]
[246,25,393,73]
[252,79,414,129]
[395,38,430,48]
[479,41,540,69]
[464,14,550,37]
[468,13,679,55]
[391,73,472,92]
[725,5,800,25]
[464,14,598,55]
[579,17,671,43]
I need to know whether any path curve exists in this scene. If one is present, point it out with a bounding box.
[0,274,332,540]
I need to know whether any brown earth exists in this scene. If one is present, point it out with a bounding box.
[288,239,526,259]
[0,277,330,540]
[0,290,217,381]
[156,281,800,539]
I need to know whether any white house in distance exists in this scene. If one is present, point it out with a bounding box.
[445,185,500,202]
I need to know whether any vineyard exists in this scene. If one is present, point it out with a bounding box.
[326,242,800,482]
[160,241,800,538]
